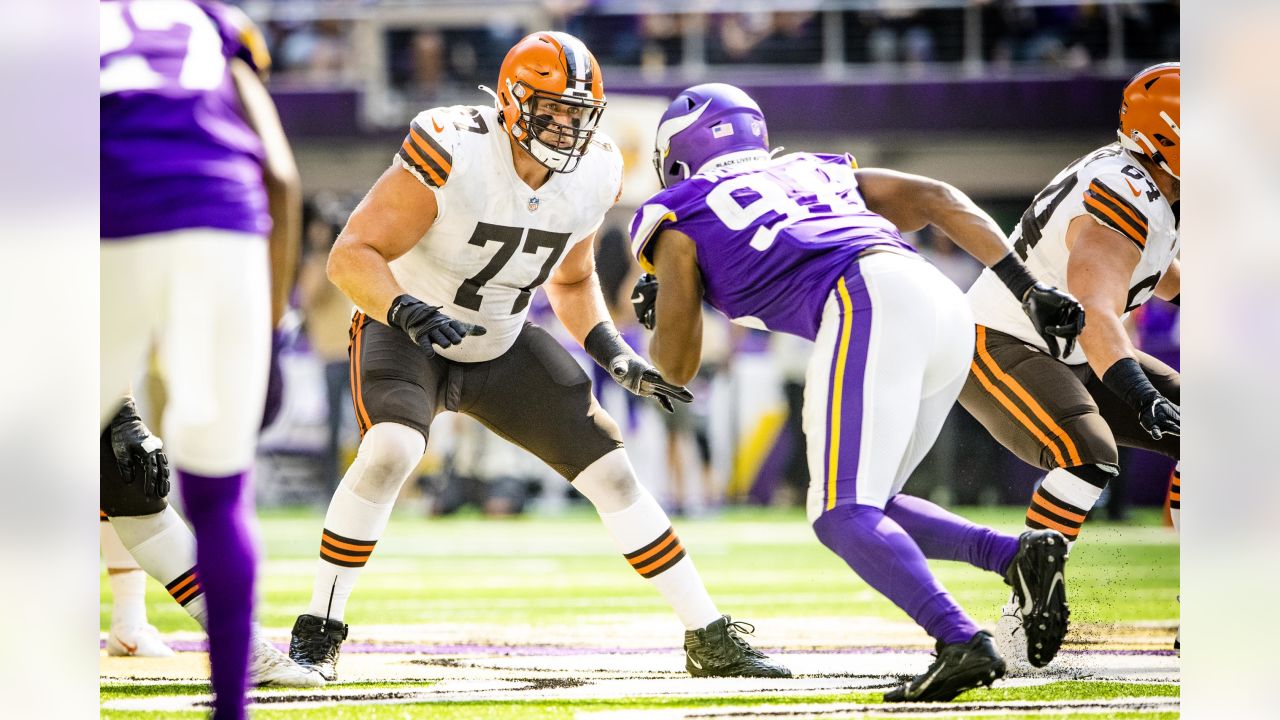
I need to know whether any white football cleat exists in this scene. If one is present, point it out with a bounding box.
[107,623,176,658]
[251,634,326,687]
[993,596,1036,674]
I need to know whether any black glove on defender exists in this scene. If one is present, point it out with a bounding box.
[631,273,659,331]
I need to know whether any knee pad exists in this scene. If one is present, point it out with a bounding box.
[572,449,644,514]
[100,431,168,518]
[345,422,426,504]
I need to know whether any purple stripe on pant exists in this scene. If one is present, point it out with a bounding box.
[823,263,874,511]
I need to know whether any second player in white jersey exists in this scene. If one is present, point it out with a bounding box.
[390,103,623,362]
[957,62,1180,664]
[968,143,1179,365]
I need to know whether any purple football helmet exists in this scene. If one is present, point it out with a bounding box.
[652,83,770,188]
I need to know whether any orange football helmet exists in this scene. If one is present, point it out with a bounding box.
[1118,62,1180,179]
[495,31,606,173]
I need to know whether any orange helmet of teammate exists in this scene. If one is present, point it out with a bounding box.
[1117,62,1180,179]
[495,31,606,173]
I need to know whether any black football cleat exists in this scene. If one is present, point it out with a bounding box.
[684,615,791,678]
[288,613,348,682]
[1005,529,1070,668]
[884,631,1006,702]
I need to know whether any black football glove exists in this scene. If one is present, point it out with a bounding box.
[631,273,659,330]
[388,294,486,358]
[1021,283,1086,359]
[108,399,170,500]
[608,354,695,414]
[1138,395,1181,440]
[1102,357,1180,441]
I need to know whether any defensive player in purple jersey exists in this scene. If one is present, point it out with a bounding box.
[100,1,307,715]
[630,84,1086,702]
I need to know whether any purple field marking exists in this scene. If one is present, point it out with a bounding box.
[101,638,1178,658]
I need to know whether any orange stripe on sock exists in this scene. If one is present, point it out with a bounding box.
[322,533,377,553]
[1026,508,1079,538]
[167,574,197,597]
[634,542,685,576]
[975,326,1082,466]
[174,584,202,605]
[320,546,370,564]
[1032,493,1087,524]
[627,534,679,567]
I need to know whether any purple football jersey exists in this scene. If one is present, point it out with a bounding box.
[630,153,914,340]
[101,0,271,239]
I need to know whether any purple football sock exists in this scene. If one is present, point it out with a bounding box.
[886,494,1020,576]
[813,503,980,646]
[179,470,258,720]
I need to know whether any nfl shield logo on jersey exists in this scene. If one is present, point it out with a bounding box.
[527,196,541,213]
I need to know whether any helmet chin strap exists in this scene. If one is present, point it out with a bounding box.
[477,84,500,104]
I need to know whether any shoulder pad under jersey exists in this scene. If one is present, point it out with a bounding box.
[1080,166,1160,252]
[396,107,465,190]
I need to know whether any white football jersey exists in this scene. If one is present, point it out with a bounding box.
[383,104,623,362]
[968,143,1179,365]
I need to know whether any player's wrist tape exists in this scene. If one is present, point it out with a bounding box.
[1102,357,1160,412]
[584,321,634,370]
[991,252,1038,301]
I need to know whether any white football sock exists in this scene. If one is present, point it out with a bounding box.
[110,507,207,629]
[307,422,424,621]
[1026,467,1109,545]
[103,519,149,628]
[576,450,720,630]
[106,570,148,629]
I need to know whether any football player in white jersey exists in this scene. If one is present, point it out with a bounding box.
[101,397,324,686]
[959,62,1180,662]
[286,32,789,681]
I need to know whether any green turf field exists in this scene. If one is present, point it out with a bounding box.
[100,505,1179,718]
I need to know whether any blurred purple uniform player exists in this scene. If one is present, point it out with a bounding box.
[630,84,1085,701]
[100,2,301,717]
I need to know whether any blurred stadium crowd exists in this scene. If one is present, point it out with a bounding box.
[165,0,1178,520]
[251,1,1179,87]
